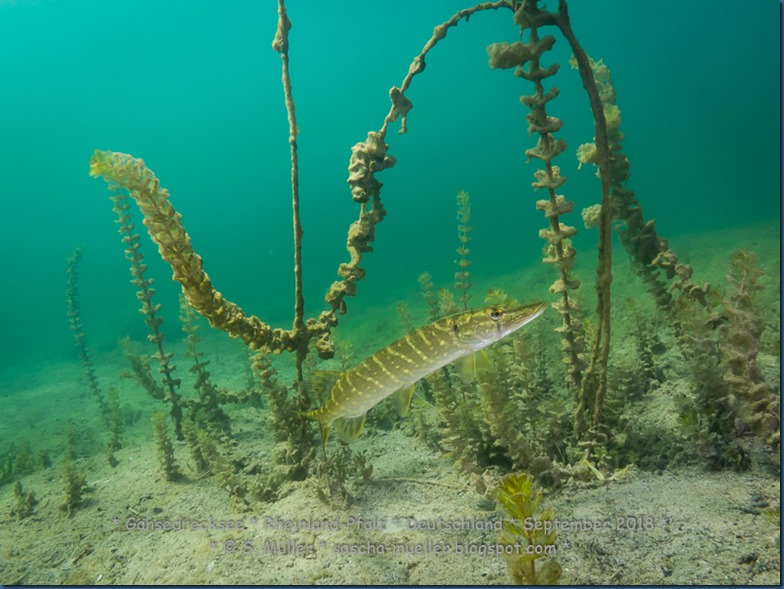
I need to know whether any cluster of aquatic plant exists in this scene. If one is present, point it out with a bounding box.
[55,0,777,516]
[60,458,88,517]
[151,410,180,482]
[1,440,50,491]
[671,249,780,468]
[314,443,374,507]
[10,481,38,519]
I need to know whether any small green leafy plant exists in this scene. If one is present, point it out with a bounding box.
[61,459,87,517]
[496,473,562,585]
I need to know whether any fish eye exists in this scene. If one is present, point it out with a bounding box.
[489,308,504,321]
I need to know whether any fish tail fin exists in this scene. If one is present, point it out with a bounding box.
[301,370,343,454]
[305,370,341,401]
[298,409,331,455]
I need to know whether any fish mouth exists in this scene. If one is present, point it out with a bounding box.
[529,302,548,321]
[505,301,547,333]
[510,301,547,325]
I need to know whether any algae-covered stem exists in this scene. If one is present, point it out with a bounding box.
[505,0,615,441]
[552,0,614,437]
[378,0,515,139]
[272,0,307,383]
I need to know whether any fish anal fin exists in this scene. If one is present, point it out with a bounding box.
[456,350,491,382]
[334,413,367,442]
[391,383,416,417]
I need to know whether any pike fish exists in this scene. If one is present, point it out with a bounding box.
[302,301,547,451]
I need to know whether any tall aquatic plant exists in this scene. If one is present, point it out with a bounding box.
[483,1,617,456]
[66,246,109,418]
[454,190,473,310]
[109,189,183,438]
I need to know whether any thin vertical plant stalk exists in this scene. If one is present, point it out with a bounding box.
[552,0,613,441]
[272,0,307,384]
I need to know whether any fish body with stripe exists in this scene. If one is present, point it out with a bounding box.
[301,301,547,449]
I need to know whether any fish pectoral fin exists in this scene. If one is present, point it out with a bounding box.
[456,349,491,382]
[333,413,367,442]
[391,383,417,417]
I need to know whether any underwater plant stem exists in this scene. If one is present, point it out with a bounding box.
[379,0,515,137]
[273,1,310,458]
[508,6,587,407]
[273,0,307,383]
[555,0,613,435]
[111,191,184,439]
[66,246,109,418]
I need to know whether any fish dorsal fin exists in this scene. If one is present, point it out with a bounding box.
[391,383,417,417]
[305,370,341,402]
[333,413,367,442]
[455,350,491,382]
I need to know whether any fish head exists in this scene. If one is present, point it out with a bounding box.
[451,301,548,349]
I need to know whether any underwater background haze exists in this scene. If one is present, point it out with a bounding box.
[0,0,779,369]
